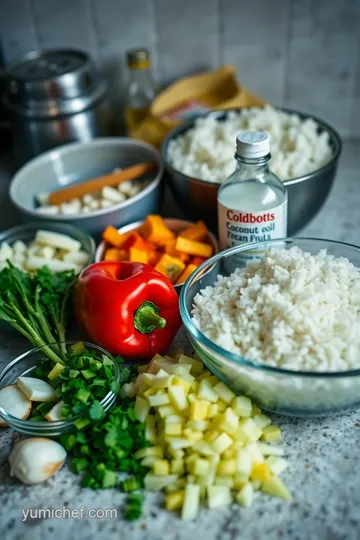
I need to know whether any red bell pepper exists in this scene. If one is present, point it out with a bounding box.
[74,261,181,360]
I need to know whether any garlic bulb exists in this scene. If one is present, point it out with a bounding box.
[9,438,66,484]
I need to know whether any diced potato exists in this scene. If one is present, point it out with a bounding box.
[140,456,158,467]
[233,472,249,490]
[178,354,203,375]
[148,393,170,407]
[258,443,285,457]
[137,363,150,374]
[219,407,239,435]
[186,474,196,484]
[119,381,136,398]
[232,396,252,417]
[165,478,186,492]
[217,459,236,476]
[236,448,252,476]
[197,379,218,402]
[186,420,208,431]
[213,382,236,404]
[187,393,197,404]
[171,376,191,394]
[261,425,281,442]
[217,400,227,412]
[183,428,203,442]
[145,415,156,444]
[158,405,176,418]
[134,446,163,459]
[253,414,272,429]
[238,418,262,442]
[251,405,262,417]
[261,475,292,501]
[211,433,233,454]
[143,387,157,398]
[190,381,199,393]
[246,443,265,464]
[168,438,194,450]
[189,400,208,421]
[166,490,185,511]
[266,456,289,476]
[144,474,178,491]
[208,486,232,509]
[170,460,185,475]
[165,413,184,424]
[168,386,188,411]
[193,458,210,476]
[208,403,219,417]
[214,476,234,488]
[153,459,170,476]
[236,483,254,507]
[251,462,271,482]
[134,396,150,423]
[165,423,182,436]
[207,376,220,386]
[192,441,216,457]
[168,448,185,460]
[181,484,200,520]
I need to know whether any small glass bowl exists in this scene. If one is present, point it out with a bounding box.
[0,341,119,436]
[180,238,360,417]
[0,222,96,270]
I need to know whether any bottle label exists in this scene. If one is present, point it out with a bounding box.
[218,200,288,265]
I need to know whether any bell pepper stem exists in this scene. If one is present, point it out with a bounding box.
[134,301,166,334]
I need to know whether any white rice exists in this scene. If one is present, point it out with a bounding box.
[191,247,360,372]
[167,105,333,182]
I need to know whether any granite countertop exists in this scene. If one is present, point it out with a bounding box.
[0,143,360,540]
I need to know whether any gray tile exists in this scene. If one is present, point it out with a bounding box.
[285,0,360,138]
[350,44,360,139]
[0,0,39,63]
[155,0,219,85]
[221,0,290,105]
[31,0,96,57]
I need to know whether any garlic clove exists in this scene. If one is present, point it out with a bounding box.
[9,437,67,484]
[17,377,57,402]
[45,401,65,422]
[0,385,32,427]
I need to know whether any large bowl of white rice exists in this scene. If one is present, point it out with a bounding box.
[163,106,342,235]
[180,238,360,417]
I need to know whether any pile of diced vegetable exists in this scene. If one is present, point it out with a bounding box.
[0,230,89,273]
[120,350,291,519]
[101,215,214,284]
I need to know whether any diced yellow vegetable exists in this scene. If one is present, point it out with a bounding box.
[181,484,200,520]
[172,376,191,394]
[213,382,236,404]
[145,415,156,444]
[266,456,289,475]
[208,403,219,417]
[190,380,199,392]
[236,448,252,476]
[246,443,265,464]
[251,405,262,417]
[236,483,254,507]
[165,478,186,493]
[211,433,233,454]
[189,400,208,421]
[140,456,158,467]
[135,446,163,459]
[252,413,272,429]
[153,459,170,476]
[165,423,182,436]
[207,375,219,386]
[120,381,136,398]
[238,418,263,442]
[261,475,292,501]
[187,393,197,404]
[165,413,184,424]
[197,371,212,381]
[217,400,227,412]
[48,362,65,380]
[183,428,203,442]
[217,459,236,476]
[143,387,157,397]
[168,386,188,411]
[193,458,210,476]
[186,475,196,484]
[166,490,185,511]
[178,354,204,375]
[192,441,216,457]
[134,396,150,423]
[208,486,232,509]
[231,396,252,417]
[137,363,149,373]
[167,448,185,460]
[233,472,249,490]
[261,425,281,442]
[144,474,178,491]
[186,419,208,431]
[219,407,239,435]
[148,393,170,407]
[197,379,218,402]
[251,462,271,482]
[168,437,194,450]
[205,429,221,443]
[158,404,176,418]
[170,459,185,475]
[214,476,234,488]
[258,442,284,457]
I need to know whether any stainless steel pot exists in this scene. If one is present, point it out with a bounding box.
[2,49,110,165]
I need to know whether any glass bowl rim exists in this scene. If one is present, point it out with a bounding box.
[0,222,96,264]
[180,236,360,379]
[0,340,119,428]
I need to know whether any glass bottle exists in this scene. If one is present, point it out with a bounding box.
[124,48,156,134]
[218,130,287,264]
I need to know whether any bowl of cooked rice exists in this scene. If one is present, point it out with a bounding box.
[162,106,342,236]
[180,237,360,416]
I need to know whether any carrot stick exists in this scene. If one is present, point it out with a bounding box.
[48,161,157,205]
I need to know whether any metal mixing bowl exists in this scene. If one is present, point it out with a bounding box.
[162,108,342,236]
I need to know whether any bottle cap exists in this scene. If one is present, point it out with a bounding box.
[236,131,270,159]
[126,48,150,70]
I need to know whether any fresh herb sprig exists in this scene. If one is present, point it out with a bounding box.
[0,262,75,365]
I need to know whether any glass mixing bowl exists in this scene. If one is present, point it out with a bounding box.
[0,341,119,436]
[180,238,360,417]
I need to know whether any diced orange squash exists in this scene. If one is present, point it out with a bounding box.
[176,264,198,284]
[175,237,213,258]
[165,239,190,264]
[179,221,208,242]
[129,247,149,264]
[102,226,129,247]
[191,256,207,267]
[148,250,163,266]
[104,248,128,261]
[122,231,150,252]
[155,254,186,283]
[141,215,175,245]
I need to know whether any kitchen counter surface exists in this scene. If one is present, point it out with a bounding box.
[0,142,360,540]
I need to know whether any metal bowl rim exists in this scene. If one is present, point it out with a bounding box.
[162,107,343,187]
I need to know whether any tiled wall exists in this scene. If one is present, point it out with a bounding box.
[1,0,360,138]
